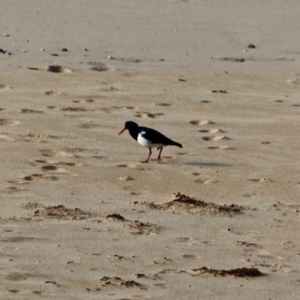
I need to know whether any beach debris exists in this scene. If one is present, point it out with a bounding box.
[61,48,68,52]
[100,214,161,235]
[142,193,244,216]
[24,202,92,220]
[188,267,262,277]
[0,48,12,55]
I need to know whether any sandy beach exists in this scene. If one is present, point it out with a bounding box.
[1,1,300,299]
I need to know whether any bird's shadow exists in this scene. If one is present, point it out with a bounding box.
[183,161,232,167]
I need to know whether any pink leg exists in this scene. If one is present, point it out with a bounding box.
[157,147,163,163]
[141,147,152,163]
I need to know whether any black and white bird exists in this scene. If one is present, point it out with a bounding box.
[118,121,182,163]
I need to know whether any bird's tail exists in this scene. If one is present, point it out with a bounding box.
[172,141,183,148]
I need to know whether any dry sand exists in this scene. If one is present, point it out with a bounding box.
[1,1,300,299]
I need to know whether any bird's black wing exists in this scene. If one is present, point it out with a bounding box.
[140,126,182,147]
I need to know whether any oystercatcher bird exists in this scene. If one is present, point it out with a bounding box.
[118,121,182,163]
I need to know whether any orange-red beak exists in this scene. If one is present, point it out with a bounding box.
[118,127,127,135]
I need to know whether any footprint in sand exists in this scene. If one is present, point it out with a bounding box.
[35,159,80,167]
[92,155,113,161]
[243,193,260,198]
[135,112,164,118]
[107,56,145,63]
[47,65,72,73]
[154,102,174,107]
[40,150,70,158]
[248,178,274,183]
[124,187,149,196]
[47,106,88,112]
[182,254,200,259]
[220,57,245,63]
[111,105,136,110]
[73,99,94,104]
[89,62,109,72]
[116,164,145,170]
[234,241,259,247]
[40,164,73,174]
[0,119,20,126]
[199,128,225,134]
[194,178,215,184]
[45,90,61,95]
[256,249,284,260]
[117,164,129,168]
[208,145,235,150]
[3,186,27,193]
[119,176,134,181]
[100,105,137,114]
[0,84,11,90]
[286,78,300,84]
[41,165,59,171]
[202,136,231,141]
[79,123,101,129]
[0,134,14,141]
[40,147,91,158]
[158,269,179,275]
[245,248,290,273]
[189,119,215,126]
[272,202,300,214]
[23,174,58,181]
[20,109,43,113]
[22,134,59,141]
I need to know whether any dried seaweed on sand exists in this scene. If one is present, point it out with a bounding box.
[143,193,244,216]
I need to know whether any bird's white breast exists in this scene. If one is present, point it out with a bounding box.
[137,131,165,148]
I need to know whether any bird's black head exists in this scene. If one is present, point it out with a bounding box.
[118,121,139,135]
